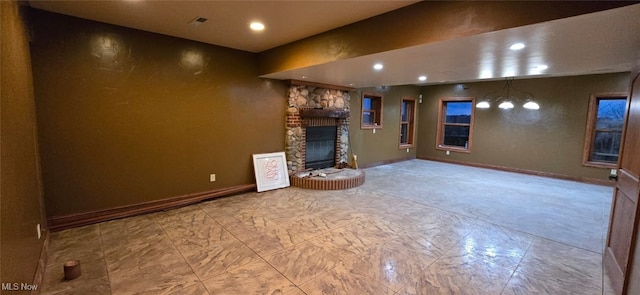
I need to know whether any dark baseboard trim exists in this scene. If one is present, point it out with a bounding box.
[32,232,49,295]
[48,184,256,232]
[417,156,614,187]
[359,155,415,169]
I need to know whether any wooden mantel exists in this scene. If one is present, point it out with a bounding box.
[299,108,350,118]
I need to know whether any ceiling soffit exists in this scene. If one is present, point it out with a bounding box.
[258,1,636,76]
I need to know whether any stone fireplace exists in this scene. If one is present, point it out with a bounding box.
[284,82,365,190]
[285,81,364,190]
[285,82,351,175]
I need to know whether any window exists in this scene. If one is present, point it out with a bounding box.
[399,97,416,148]
[583,93,627,168]
[361,92,383,129]
[436,97,475,152]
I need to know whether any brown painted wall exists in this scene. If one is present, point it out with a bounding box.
[29,10,287,218]
[258,1,633,75]
[349,85,420,167]
[1,1,47,289]
[417,73,630,182]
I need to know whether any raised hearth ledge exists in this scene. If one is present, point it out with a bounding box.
[290,168,365,190]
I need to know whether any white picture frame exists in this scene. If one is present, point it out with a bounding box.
[252,152,290,192]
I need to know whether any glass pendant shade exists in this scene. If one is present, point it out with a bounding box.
[523,101,540,110]
[498,101,514,109]
[476,101,491,109]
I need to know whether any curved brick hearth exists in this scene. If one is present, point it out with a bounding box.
[290,168,365,190]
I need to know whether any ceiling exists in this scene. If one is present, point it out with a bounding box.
[28,1,640,88]
[28,0,418,53]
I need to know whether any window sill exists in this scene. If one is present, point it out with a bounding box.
[361,125,383,130]
[399,144,414,149]
[436,145,470,153]
[583,161,617,169]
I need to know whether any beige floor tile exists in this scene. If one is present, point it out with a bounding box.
[105,231,199,294]
[442,223,534,266]
[309,225,377,259]
[299,264,394,295]
[157,209,260,280]
[99,214,166,254]
[349,216,406,241]
[401,209,479,252]
[167,282,210,295]
[179,237,259,281]
[198,192,267,220]
[270,214,335,240]
[503,239,603,295]
[266,241,339,286]
[46,224,103,266]
[340,245,433,292]
[397,261,517,295]
[220,213,306,256]
[202,258,296,295]
[398,224,533,295]
[155,206,221,238]
[284,287,308,295]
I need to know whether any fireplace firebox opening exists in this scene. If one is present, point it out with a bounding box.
[305,126,337,170]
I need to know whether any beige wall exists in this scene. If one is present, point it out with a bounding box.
[1,1,47,289]
[349,85,420,167]
[417,73,630,182]
[29,10,287,218]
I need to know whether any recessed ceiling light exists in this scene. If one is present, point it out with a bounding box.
[418,75,427,81]
[250,22,265,31]
[509,43,525,50]
[373,63,383,70]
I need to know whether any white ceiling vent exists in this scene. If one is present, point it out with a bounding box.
[188,17,208,26]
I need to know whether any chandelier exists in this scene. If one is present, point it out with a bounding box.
[476,77,540,110]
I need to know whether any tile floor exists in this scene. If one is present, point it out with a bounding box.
[40,160,615,294]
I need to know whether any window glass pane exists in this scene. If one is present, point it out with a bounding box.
[363,112,374,124]
[400,124,408,144]
[596,99,625,129]
[445,102,472,123]
[363,98,372,111]
[591,130,622,163]
[401,101,408,122]
[443,125,469,147]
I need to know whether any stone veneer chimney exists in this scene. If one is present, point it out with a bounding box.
[285,83,352,175]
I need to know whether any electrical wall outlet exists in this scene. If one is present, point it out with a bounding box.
[37,224,41,239]
[446,150,450,156]
[210,174,216,182]
[373,129,376,134]
[406,148,409,153]
[610,169,617,176]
